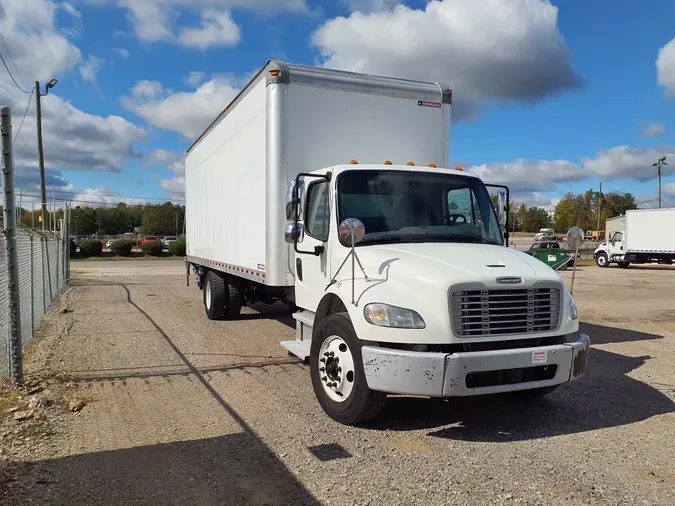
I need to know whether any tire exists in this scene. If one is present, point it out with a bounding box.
[595,252,609,268]
[224,276,244,319]
[310,313,386,425]
[617,262,630,269]
[514,385,558,399]
[204,271,227,320]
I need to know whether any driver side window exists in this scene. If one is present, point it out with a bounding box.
[305,181,330,241]
[612,232,623,242]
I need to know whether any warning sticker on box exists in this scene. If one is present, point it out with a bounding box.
[418,100,441,108]
[532,350,547,365]
[548,254,556,262]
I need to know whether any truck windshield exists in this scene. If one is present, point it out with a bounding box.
[337,170,503,246]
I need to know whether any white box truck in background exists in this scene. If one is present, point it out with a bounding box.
[185,61,589,424]
[594,208,675,268]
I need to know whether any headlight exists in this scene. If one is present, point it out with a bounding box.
[363,303,426,329]
[567,290,578,320]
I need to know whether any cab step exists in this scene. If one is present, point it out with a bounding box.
[281,310,315,361]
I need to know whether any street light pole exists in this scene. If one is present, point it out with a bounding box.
[35,79,59,230]
[652,156,668,209]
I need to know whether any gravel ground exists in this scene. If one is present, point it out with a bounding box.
[1,261,674,505]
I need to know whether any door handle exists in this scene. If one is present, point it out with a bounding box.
[296,258,303,281]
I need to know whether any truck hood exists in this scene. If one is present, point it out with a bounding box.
[351,242,562,289]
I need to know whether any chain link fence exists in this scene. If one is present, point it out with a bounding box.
[0,225,69,378]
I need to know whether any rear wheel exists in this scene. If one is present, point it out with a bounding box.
[310,313,386,425]
[595,252,609,268]
[204,271,226,320]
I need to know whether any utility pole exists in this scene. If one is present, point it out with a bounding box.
[175,212,178,236]
[652,157,668,208]
[35,79,59,230]
[596,182,602,241]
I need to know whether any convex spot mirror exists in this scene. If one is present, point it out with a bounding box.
[339,218,365,245]
[566,226,584,251]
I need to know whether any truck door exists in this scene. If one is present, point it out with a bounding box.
[608,231,624,258]
[294,179,331,312]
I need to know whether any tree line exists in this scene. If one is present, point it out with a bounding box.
[13,202,186,237]
[492,189,637,233]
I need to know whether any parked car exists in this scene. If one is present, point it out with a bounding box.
[106,239,114,248]
[139,236,159,246]
[162,236,178,248]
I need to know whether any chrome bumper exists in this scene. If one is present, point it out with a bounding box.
[362,334,590,397]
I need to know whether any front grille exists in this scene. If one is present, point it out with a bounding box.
[451,286,561,337]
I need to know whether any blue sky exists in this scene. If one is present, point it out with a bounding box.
[1,0,675,210]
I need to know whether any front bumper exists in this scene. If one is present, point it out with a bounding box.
[362,334,590,397]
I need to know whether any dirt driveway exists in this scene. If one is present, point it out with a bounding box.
[1,261,674,505]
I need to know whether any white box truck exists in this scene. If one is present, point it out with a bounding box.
[185,61,589,424]
[594,208,675,268]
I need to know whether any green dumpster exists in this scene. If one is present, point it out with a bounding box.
[525,241,571,271]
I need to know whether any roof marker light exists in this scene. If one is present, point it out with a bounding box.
[428,163,437,168]
[384,160,392,165]
[455,166,463,172]
[350,160,358,164]
[407,161,415,166]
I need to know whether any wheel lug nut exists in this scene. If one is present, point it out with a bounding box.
[321,376,327,381]
[329,352,334,357]
[324,351,330,357]
[320,358,325,363]
[319,367,325,372]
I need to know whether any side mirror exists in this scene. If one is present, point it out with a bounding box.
[496,191,507,227]
[285,222,304,244]
[566,226,584,251]
[295,179,306,220]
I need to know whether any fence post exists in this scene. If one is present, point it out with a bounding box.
[1,106,23,385]
[41,236,47,314]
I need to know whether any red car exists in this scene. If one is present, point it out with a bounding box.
[139,236,159,246]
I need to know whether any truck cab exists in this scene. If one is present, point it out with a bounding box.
[285,163,590,424]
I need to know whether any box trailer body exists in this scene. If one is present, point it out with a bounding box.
[185,61,589,425]
[185,61,451,288]
[594,208,675,267]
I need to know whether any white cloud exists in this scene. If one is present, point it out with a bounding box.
[88,0,309,47]
[114,47,131,59]
[469,159,588,193]
[312,0,581,120]
[344,0,400,13]
[72,188,149,207]
[183,71,206,88]
[657,37,675,97]
[641,123,667,138]
[0,1,145,180]
[178,9,240,49]
[131,80,164,99]
[149,149,184,174]
[582,146,675,180]
[664,182,675,198]
[123,75,241,138]
[160,176,185,199]
[0,0,82,83]
[59,1,81,18]
[79,55,104,84]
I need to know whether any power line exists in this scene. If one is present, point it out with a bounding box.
[0,45,31,94]
[0,30,27,88]
[14,187,184,204]
[12,90,33,145]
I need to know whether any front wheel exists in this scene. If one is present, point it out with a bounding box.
[595,252,609,268]
[310,313,386,425]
